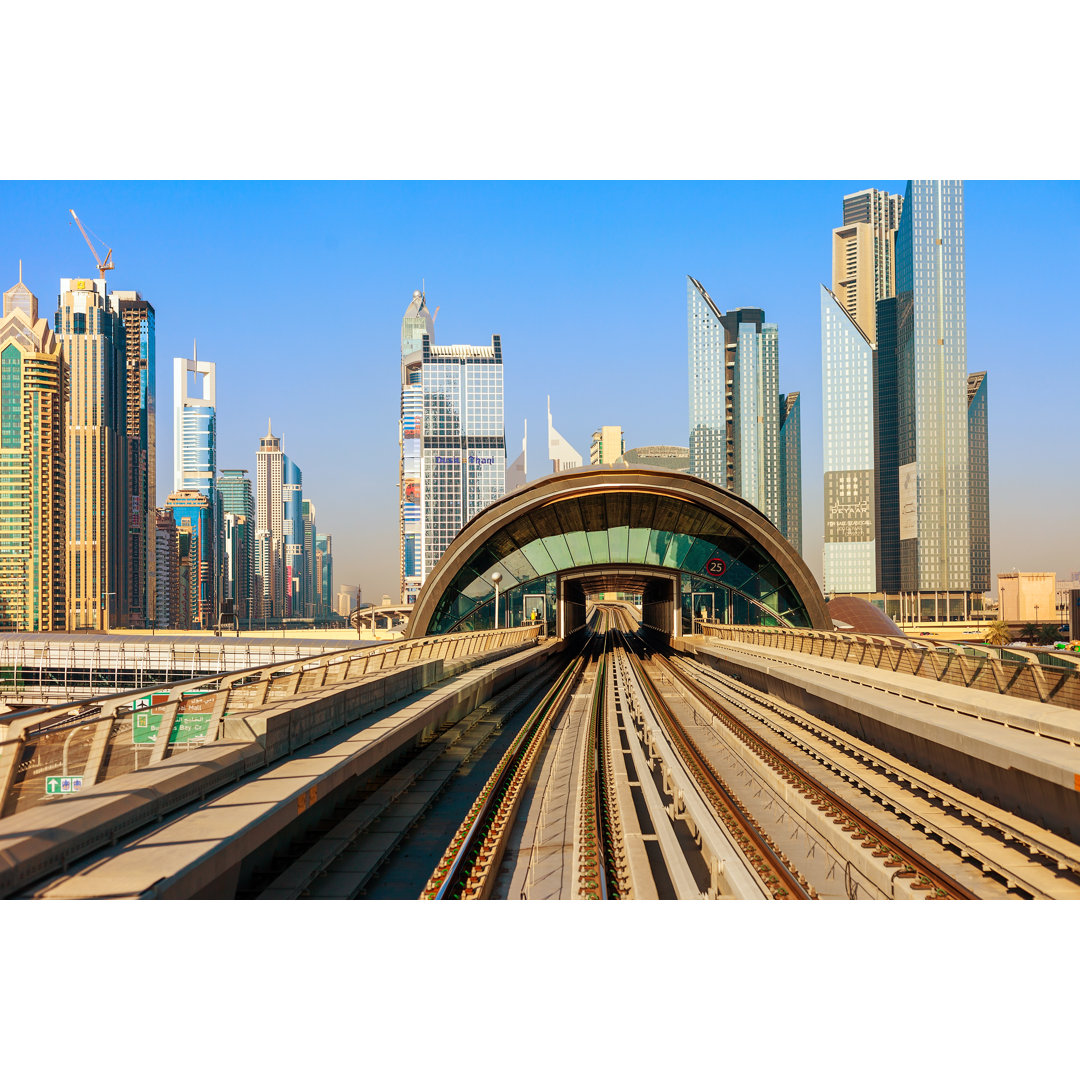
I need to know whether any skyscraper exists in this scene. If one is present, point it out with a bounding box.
[831,188,903,346]
[399,290,432,605]
[0,271,65,631]
[173,350,215,499]
[165,489,213,629]
[821,181,988,620]
[821,285,876,592]
[56,276,128,629]
[219,468,254,620]
[896,180,971,605]
[547,397,581,472]
[315,533,332,619]
[255,421,285,618]
[283,456,303,617]
[302,499,316,618]
[154,508,179,629]
[423,338,505,575]
[778,392,802,558]
[113,292,155,628]
[687,278,800,548]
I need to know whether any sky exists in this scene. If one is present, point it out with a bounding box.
[2,179,1077,599]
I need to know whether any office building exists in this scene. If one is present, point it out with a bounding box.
[173,350,216,499]
[547,397,581,472]
[165,490,213,629]
[315,533,332,618]
[831,188,903,345]
[218,468,254,620]
[821,285,875,593]
[589,425,624,465]
[302,499,316,618]
[222,512,249,624]
[113,292,155,628]
[821,182,989,621]
[399,290,431,604]
[336,584,358,619]
[897,180,971,608]
[967,372,990,593]
[778,392,802,557]
[0,271,65,631]
[283,456,303,616]
[255,421,285,618]
[56,275,129,629]
[154,508,179,629]
[686,278,800,548]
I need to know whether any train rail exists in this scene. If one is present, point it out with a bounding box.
[670,654,1080,899]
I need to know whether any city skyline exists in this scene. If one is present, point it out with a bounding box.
[2,180,1076,600]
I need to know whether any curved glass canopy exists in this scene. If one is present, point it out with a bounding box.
[427,489,813,634]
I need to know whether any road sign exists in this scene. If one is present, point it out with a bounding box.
[46,775,83,795]
[132,709,213,745]
[705,556,727,577]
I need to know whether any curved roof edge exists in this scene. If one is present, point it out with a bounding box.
[409,466,831,637]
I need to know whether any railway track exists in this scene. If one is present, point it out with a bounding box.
[669,654,1080,899]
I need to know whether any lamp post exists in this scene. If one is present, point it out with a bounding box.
[491,571,502,630]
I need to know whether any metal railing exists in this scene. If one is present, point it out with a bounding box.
[697,623,1080,711]
[0,625,541,819]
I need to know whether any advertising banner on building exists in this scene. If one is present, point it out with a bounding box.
[899,462,918,540]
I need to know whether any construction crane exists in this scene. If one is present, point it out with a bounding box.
[69,209,114,279]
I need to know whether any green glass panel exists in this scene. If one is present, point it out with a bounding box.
[607,525,629,563]
[682,536,716,576]
[542,532,575,570]
[564,530,592,565]
[646,530,671,565]
[627,527,650,563]
[586,529,609,564]
[521,537,556,577]
[664,532,693,569]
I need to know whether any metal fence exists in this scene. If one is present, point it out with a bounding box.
[0,625,541,818]
[698,623,1080,712]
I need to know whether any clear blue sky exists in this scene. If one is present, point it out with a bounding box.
[3,180,1077,598]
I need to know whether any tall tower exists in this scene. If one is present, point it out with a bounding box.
[821,284,876,593]
[778,392,802,558]
[967,372,990,594]
[282,456,303,616]
[423,336,505,575]
[896,180,971,601]
[219,468,254,620]
[687,278,798,547]
[113,291,155,628]
[547,398,581,472]
[399,289,433,605]
[831,188,903,346]
[173,350,216,499]
[56,276,128,629]
[302,499,316,618]
[0,271,65,631]
[255,420,285,618]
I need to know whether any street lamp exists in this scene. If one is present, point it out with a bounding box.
[491,571,502,630]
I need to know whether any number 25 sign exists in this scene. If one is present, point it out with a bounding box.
[705,557,726,577]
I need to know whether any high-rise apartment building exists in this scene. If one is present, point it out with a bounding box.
[0,272,65,631]
[255,421,285,618]
[55,276,129,629]
[112,292,155,628]
[831,188,903,346]
[821,182,989,619]
[315,533,332,618]
[589,425,624,465]
[165,489,213,629]
[219,468,254,620]
[687,278,800,549]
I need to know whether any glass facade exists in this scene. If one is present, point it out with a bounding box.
[219,469,254,618]
[422,338,506,577]
[821,285,876,592]
[165,491,213,629]
[778,392,802,557]
[688,279,798,550]
[283,457,303,617]
[399,290,432,604]
[896,180,971,592]
[967,372,989,592]
[426,489,813,635]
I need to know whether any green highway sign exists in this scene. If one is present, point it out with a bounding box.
[45,775,84,795]
[132,710,213,746]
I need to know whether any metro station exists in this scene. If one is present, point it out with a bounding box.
[409,466,831,639]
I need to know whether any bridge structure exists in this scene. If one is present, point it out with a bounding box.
[1,467,1078,900]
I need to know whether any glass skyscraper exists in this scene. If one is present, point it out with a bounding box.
[399,290,432,604]
[896,180,971,598]
[687,277,800,551]
[219,468,254,619]
[821,285,876,592]
[778,392,802,557]
[967,371,989,593]
[283,456,303,617]
[173,351,216,500]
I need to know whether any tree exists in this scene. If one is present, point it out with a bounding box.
[984,620,1012,646]
[1018,622,1039,644]
[1036,623,1062,646]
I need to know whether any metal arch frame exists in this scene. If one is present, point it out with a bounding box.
[407,466,832,638]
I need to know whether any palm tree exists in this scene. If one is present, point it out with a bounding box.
[984,620,1012,646]
[1018,622,1039,644]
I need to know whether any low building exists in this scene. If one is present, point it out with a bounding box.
[998,571,1056,624]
